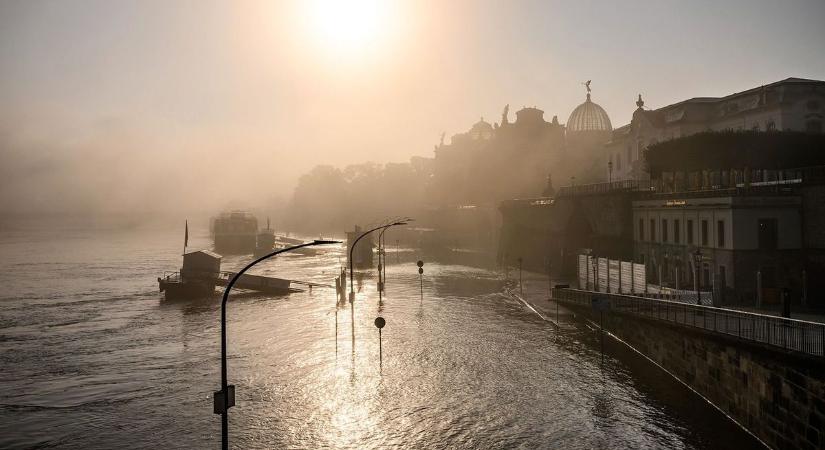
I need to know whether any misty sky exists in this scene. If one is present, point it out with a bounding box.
[1,0,824,215]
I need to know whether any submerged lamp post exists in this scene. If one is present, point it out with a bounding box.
[349,221,408,302]
[215,239,338,450]
[377,224,401,292]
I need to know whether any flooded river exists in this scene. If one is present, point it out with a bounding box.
[0,225,762,448]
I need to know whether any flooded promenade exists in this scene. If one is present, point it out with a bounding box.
[0,227,761,449]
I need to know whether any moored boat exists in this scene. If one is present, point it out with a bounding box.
[254,218,276,257]
[211,211,258,254]
[158,250,222,300]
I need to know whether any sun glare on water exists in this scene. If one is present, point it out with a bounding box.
[302,0,398,59]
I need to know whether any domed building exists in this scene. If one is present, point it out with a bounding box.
[565,85,614,183]
[567,93,612,133]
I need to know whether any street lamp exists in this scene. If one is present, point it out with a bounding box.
[693,248,702,305]
[608,160,613,184]
[376,219,412,293]
[349,220,408,302]
[216,239,339,450]
[377,227,390,292]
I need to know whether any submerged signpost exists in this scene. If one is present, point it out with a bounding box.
[375,316,385,369]
[417,260,424,300]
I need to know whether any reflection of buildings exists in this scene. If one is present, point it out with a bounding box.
[607,78,825,182]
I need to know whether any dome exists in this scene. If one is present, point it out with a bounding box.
[469,117,493,140]
[567,93,612,132]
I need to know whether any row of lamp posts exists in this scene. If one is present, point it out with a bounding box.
[215,218,412,450]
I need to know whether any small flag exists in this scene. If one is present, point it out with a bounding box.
[184,220,189,249]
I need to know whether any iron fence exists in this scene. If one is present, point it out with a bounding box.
[553,288,825,357]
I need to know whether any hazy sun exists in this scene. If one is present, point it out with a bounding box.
[303,0,397,57]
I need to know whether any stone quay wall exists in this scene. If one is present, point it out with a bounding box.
[556,291,825,450]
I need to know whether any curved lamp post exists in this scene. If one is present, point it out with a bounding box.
[349,221,407,302]
[216,239,339,450]
[376,224,396,292]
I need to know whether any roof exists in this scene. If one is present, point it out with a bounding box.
[650,77,824,112]
[567,93,612,132]
[183,249,222,259]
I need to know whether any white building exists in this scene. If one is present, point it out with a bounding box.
[607,77,825,182]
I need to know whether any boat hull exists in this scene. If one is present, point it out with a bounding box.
[214,234,256,254]
[158,278,216,300]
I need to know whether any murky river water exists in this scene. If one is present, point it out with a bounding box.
[0,226,762,449]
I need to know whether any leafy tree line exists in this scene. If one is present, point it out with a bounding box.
[284,160,431,234]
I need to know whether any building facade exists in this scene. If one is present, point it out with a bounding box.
[634,132,825,306]
[607,77,825,182]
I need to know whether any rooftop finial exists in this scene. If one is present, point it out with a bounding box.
[636,94,644,109]
[582,79,592,93]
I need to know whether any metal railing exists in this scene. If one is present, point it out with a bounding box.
[556,179,648,197]
[553,288,825,357]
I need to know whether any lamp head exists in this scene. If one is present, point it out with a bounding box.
[312,240,341,245]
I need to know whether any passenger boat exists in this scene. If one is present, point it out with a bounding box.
[211,211,258,254]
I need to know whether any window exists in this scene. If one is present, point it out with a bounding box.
[701,220,708,246]
[662,219,668,243]
[717,220,725,247]
[639,218,644,241]
[687,219,694,244]
[758,218,778,250]
[674,220,681,244]
[650,219,656,242]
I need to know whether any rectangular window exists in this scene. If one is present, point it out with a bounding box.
[662,219,668,243]
[687,219,694,244]
[717,220,725,247]
[674,220,681,244]
[758,218,778,250]
[650,219,656,242]
[639,218,644,241]
[701,220,708,246]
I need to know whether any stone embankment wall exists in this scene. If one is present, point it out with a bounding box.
[562,301,825,450]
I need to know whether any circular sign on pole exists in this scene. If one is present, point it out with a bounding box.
[418,267,423,275]
[374,317,386,329]
[417,260,424,268]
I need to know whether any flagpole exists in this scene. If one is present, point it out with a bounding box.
[184,220,189,255]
